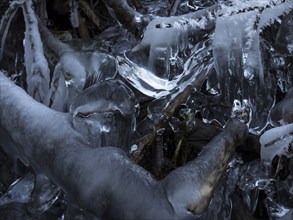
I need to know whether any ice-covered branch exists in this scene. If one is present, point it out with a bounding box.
[0,72,247,219]
[101,0,152,33]
[38,22,71,57]
[39,24,117,111]
[22,0,50,103]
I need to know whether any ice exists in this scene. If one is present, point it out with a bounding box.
[27,174,60,214]
[22,0,50,103]
[119,33,214,99]
[264,182,291,218]
[117,56,178,98]
[260,123,293,163]
[238,157,293,219]
[269,88,293,126]
[128,5,216,79]
[44,62,68,112]
[45,51,117,111]
[1,0,293,219]
[69,79,138,151]
[169,117,181,132]
[0,172,34,206]
[199,0,293,133]
[276,10,293,54]
[70,0,79,28]
[0,0,23,61]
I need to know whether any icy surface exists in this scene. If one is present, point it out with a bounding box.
[45,51,117,111]
[260,123,293,162]
[1,0,293,219]
[0,173,34,206]
[70,79,138,151]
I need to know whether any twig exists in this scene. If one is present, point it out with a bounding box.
[168,0,181,16]
[77,12,90,39]
[131,0,144,11]
[79,0,102,30]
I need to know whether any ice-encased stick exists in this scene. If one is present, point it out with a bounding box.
[0,72,247,219]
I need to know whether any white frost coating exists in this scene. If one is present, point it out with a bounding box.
[260,123,293,162]
[22,0,50,103]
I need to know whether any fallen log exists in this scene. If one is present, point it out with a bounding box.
[0,72,248,219]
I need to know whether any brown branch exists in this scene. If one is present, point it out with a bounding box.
[79,0,103,30]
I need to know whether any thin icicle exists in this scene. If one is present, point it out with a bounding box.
[22,0,50,103]
[0,0,24,61]
[70,0,79,28]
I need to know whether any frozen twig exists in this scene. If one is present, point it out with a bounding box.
[79,0,102,30]
[38,22,72,57]
[101,0,152,34]
[22,0,50,103]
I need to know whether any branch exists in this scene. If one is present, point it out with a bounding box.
[101,0,152,34]
[0,72,248,219]
[22,0,50,103]
[79,0,102,30]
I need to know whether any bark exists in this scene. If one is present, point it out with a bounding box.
[0,72,248,219]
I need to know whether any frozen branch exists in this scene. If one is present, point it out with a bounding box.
[101,0,152,33]
[22,0,50,103]
[79,0,102,30]
[0,72,248,219]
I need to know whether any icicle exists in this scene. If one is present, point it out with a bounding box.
[0,0,24,61]
[22,0,50,103]
[245,0,293,83]
[70,0,79,28]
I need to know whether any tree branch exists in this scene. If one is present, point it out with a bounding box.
[0,72,248,219]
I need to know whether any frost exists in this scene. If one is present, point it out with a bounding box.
[22,0,50,103]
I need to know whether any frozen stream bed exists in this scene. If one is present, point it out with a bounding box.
[0,0,292,219]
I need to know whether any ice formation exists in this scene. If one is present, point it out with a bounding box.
[260,123,293,163]
[0,0,293,219]
[69,79,138,151]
